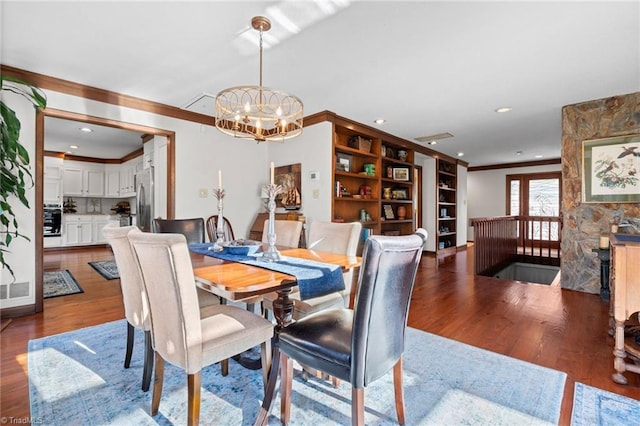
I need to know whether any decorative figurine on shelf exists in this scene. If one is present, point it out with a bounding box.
[397,150,408,162]
[397,205,407,219]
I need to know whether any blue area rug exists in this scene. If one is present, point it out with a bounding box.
[571,382,640,425]
[88,260,119,280]
[43,270,83,298]
[28,320,566,425]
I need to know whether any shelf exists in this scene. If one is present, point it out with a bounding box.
[334,197,379,202]
[382,177,413,185]
[381,219,414,224]
[438,232,457,236]
[438,170,456,177]
[335,145,378,159]
[335,170,378,180]
[383,199,413,204]
[382,157,413,166]
[438,186,456,191]
[438,202,456,205]
[438,217,456,221]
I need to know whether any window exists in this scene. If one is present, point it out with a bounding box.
[507,172,561,243]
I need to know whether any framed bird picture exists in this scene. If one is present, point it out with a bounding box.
[582,134,640,203]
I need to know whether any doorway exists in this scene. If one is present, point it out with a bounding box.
[35,109,175,312]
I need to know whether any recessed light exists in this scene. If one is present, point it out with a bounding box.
[535,154,543,159]
[516,150,523,156]
[79,127,93,132]
[69,145,78,149]
[373,119,386,125]
[428,141,437,145]
[495,107,512,113]
[457,152,464,157]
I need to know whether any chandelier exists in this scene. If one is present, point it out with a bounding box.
[215,16,303,142]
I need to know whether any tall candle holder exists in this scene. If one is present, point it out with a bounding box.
[261,183,283,262]
[211,188,226,252]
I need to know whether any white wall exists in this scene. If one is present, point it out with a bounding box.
[267,122,333,240]
[416,153,437,251]
[2,89,271,308]
[457,163,468,246]
[466,163,561,240]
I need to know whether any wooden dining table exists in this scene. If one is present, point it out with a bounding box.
[190,246,361,424]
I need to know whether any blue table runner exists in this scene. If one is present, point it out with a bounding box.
[189,243,345,300]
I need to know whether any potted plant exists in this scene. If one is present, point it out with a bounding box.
[1,75,47,279]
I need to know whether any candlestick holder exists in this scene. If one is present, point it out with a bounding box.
[211,188,226,252]
[261,183,283,262]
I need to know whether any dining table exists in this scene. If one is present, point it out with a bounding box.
[189,245,361,425]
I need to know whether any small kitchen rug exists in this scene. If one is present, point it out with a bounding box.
[88,260,119,280]
[44,270,83,298]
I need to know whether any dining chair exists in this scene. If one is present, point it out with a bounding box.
[262,221,362,320]
[205,214,235,243]
[128,230,274,426]
[152,217,206,244]
[277,229,427,426]
[261,219,303,248]
[103,224,222,392]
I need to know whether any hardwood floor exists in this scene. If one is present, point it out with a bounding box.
[1,245,638,424]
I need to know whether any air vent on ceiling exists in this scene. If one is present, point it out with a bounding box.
[414,132,454,143]
[183,92,216,117]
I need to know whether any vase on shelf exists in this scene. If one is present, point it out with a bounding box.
[397,205,407,220]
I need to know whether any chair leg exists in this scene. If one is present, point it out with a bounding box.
[151,352,164,416]
[124,322,134,368]
[393,357,405,425]
[280,352,293,425]
[187,372,201,426]
[142,330,153,392]
[221,358,229,376]
[260,339,272,396]
[352,387,364,426]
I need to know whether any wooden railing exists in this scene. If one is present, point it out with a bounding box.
[471,215,561,276]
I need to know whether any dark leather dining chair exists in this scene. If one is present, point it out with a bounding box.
[277,228,427,426]
[152,217,205,244]
[205,215,235,243]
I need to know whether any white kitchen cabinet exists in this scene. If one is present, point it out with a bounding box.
[63,214,118,246]
[63,215,93,245]
[119,156,142,197]
[63,161,105,197]
[93,218,119,244]
[44,177,63,205]
[104,166,120,197]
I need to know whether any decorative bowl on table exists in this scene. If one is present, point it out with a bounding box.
[221,239,262,256]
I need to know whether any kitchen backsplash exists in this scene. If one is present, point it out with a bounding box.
[64,196,135,214]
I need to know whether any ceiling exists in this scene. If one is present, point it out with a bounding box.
[3,1,639,166]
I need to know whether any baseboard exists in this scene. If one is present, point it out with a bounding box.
[1,304,37,319]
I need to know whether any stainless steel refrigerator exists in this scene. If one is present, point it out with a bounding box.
[135,167,154,232]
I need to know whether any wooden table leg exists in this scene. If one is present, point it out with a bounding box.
[254,285,294,426]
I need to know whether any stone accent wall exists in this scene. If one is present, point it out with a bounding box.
[561,92,640,293]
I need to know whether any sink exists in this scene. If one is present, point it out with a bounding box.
[613,233,640,243]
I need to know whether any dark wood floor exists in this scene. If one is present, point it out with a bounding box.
[1,245,638,425]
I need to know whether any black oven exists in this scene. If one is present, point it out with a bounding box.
[44,204,62,237]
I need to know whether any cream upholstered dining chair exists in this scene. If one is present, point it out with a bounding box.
[278,229,427,426]
[261,219,303,248]
[262,221,362,320]
[103,224,222,392]
[128,230,274,426]
[205,215,235,243]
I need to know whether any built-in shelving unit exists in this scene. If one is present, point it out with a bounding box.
[436,158,457,253]
[332,122,415,240]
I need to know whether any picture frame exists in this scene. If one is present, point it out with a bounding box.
[336,153,353,172]
[274,163,302,210]
[582,134,640,203]
[392,167,409,181]
[392,188,409,200]
[383,204,395,220]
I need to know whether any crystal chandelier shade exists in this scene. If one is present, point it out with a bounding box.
[215,16,303,142]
